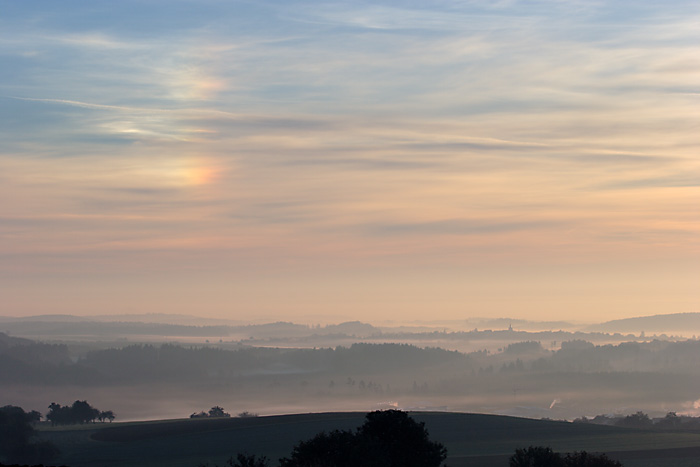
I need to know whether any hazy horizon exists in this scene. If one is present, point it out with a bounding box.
[1,1,698,324]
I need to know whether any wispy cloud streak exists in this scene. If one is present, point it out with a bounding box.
[0,0,698,320]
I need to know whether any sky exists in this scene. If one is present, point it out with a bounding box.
[0,0,698,324]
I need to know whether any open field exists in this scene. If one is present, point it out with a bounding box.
[37,412,700,467]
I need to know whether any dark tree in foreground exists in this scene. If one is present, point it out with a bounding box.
[197,453,269,467]
[0,464,69,467]
[0,405,59,464]
[510,446,623,467]
[280,429,359,467]
[359,410,447,467]
[510,446,565,467]
[564,451,622,466]
[228,453,269,467]
[280,410,447,467]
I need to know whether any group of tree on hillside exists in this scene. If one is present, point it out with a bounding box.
[190,406,231,418]
[46,401,114,426]
[575,411,700,430]
[1,401,115,464]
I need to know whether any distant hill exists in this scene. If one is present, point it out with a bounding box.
[0,314,96,323]
[585,312,700,334]
[5,312,699,341]
[0,315,380,340]
[0,320,233,338]
[0,331,33,346]
[89,313,244,325]
[318,321,379,337]
[0,313,241,326]
[379,318,583,333]
[465,317,581,331]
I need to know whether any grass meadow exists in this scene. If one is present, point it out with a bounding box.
[35,412,700,467]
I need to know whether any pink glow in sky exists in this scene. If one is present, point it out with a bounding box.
[0,1,698,323]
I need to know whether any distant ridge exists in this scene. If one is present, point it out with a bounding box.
[0,314,96,323]
[0,315,379,339]
[0,331,33,346]
[0,313,242,326]
[319,321,379,336]
[585,312,700,334]
[4,312,698,337]
[465,317,580,331]
[89,313,243,326]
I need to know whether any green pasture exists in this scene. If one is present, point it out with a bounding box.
[37,412,700,467]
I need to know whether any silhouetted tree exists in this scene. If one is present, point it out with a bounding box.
[98,410,116,423]
[0,405,59,464]
[71,400,100,424]
[46,400,106,426]
[227,453,269,467]
[191,407,232,419]
[280,429,359,467]
[616,411,652,429]
[510,446,564,467]
[656,411,681,429]
[46,403,71,426]
[564,451,623,466]
[359,410,446,467]
[197,453,269,467]
[0,406,35,461]
[279,410,447,467]
[25,411,41,424]
[510,446,623,467]
[208,406,231,418]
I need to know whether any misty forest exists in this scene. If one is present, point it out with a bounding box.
[4,313,700,466]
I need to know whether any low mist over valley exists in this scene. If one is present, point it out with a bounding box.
[3,312,700,422]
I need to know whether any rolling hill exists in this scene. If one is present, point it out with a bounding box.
[585,313,700,334]
[38,412,700,467]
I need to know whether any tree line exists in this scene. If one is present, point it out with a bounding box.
[8,334,700,389]
[190,406,230,419]
[575,410,700,430]
[46,401,114,426]
[0,401,114,465]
